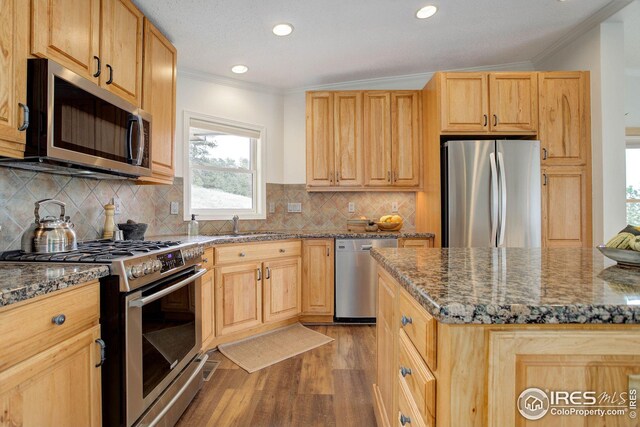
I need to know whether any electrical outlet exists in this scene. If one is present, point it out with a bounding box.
[170,201,179,215]
[391,202,399,213]
[269,202,276,213]
[287,202,302,213]
[113,197,122,214]
[348,202,355,213]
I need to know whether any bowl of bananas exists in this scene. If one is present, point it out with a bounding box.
[598,225,640,267]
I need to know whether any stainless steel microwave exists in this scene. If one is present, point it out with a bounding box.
[0,59,152,178]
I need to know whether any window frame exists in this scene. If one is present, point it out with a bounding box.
[183,111,266,221]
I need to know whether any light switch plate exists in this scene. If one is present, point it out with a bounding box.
[391,202,399,213]
[170,201,179,215]
[348,202,355,213]
[287,202,302,213]
[269,202,276,213]
[113,197,122,214]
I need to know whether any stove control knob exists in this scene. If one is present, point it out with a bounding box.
[143,261,153,274]
[131,264,145,278]
[184,249,192,260]
[154,260,163,272]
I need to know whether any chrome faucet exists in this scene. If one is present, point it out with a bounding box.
[232,215,240,234]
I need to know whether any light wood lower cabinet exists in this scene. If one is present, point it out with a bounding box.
[301,239,334,317]
[263,257,302,323]
[214,262,263,336]
[199,269,215,348]
[398,238,434,249]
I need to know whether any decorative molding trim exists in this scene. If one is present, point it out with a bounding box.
[627,127,640,137]
[533,0,633,66]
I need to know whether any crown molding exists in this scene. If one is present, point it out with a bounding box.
[533,0,633,66]
[178,67,284,95]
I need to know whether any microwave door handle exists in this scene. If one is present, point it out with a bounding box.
[126,115,136,163]
[135,114,144,166]
[129,269,207,308]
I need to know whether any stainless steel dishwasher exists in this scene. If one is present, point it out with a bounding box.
[335,238,398,322]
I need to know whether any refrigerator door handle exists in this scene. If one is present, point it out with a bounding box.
[497,152,507,246]
[489,152,499,246]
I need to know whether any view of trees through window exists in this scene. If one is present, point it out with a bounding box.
[627,147,640,225]
[189,128,255,210]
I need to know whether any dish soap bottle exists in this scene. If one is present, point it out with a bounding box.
[187,214,199,237]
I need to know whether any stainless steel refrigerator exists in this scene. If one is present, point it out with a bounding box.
[442,140,541,248]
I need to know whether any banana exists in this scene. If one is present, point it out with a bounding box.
[630,236,640,252]
[606,232,635,249]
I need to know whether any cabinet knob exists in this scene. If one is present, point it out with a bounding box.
[239,252,246,257]
[51,314,66,326]
[401,315,413,326]
[279,248,286,253]
[202,257,209,263]
[400,366,413,377]
[400,414,412,425]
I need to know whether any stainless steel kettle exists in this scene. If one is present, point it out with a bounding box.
[21,199,78,253]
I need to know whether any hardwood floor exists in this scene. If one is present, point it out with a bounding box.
[177,325,377,427]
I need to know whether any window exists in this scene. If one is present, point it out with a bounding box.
[627,139,640,225]
[184,112,266,220]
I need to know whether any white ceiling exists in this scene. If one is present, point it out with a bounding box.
[134,0,628,90]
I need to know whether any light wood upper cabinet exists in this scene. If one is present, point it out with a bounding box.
[364,92,393,187]
[306,91,334,187]
[99,0,143,105]
[391,91,421,187]
[0,0,30,158]
[301,239,334,316]
[440,72,488,132]
[440,72,537,134]
[137,19,177,184]
[542,166,591,248]
[334,92,363,186]
[263,257,302,323]
[215,262,263,336]
[32,0,101,83]
[538,72,589,166]
[489,72,538,132]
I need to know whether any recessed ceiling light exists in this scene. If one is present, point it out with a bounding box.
[416,5,438,19]
[273,23,294,36]
[231,65,248,74]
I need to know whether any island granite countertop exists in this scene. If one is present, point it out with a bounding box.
[370,247,640,324]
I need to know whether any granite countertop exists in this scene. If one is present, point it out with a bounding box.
[0,263,110,308]
[371,247,640,325]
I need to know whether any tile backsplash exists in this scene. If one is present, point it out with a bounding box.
[0,168,416,251]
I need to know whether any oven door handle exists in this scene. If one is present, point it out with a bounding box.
[129,269,207,308]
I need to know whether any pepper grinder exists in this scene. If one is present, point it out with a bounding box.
[103,199,116,239]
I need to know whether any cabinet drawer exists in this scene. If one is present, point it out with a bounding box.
[215,240,301,265]
[399,331,436,426]
[0,282,100,371]
[399,288,437,369]
[202,247,214,270]
[398,377,428,427]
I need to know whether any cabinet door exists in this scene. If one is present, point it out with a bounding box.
[199,269,215,348]
[100,0,143,105]
[32,0,101,82]
[392,91,421,187]
[375,268,398,427]
[306,92,334,187]
[398,238,434,248]
[364,92,392,186]
[542,167,590,247]
[440,73,488,132]
[0,0,29,158]
[0,326,102,427]
[263,257,302,323]
[214,262,262,336]
[489,72,538,133]
[334,92,363,187]
[138,19,177,183]
[538,72,589,166]
[301,239,334,315]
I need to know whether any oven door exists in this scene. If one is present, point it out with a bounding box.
[125,267,206,426]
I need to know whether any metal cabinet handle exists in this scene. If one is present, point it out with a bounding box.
[336,171,339,183]
[257,268,262,281]
[17,103,29,131]
[279,248,285,253]
[265,267,271,279]
[239,252,246,257]
[394,171,398,182]
[387,171,391,182]
[400,366,412,377]
[326,247,330,257]
[106,64,114,84]
[483,114,488,127]
[93,56,101,77]
[542,148,548,160]
[202,257,209,263]
[95,338,106,367]
[493,114,498,127]
[543,173,547,186]
[51,314,66,326]
[401,315,413,326]
[400,414,411,425]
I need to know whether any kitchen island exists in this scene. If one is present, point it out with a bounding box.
[370,247,640,427]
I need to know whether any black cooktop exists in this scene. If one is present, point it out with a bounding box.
[0,239,182,263]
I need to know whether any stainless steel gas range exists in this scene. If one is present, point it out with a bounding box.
[0,239,209,427]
